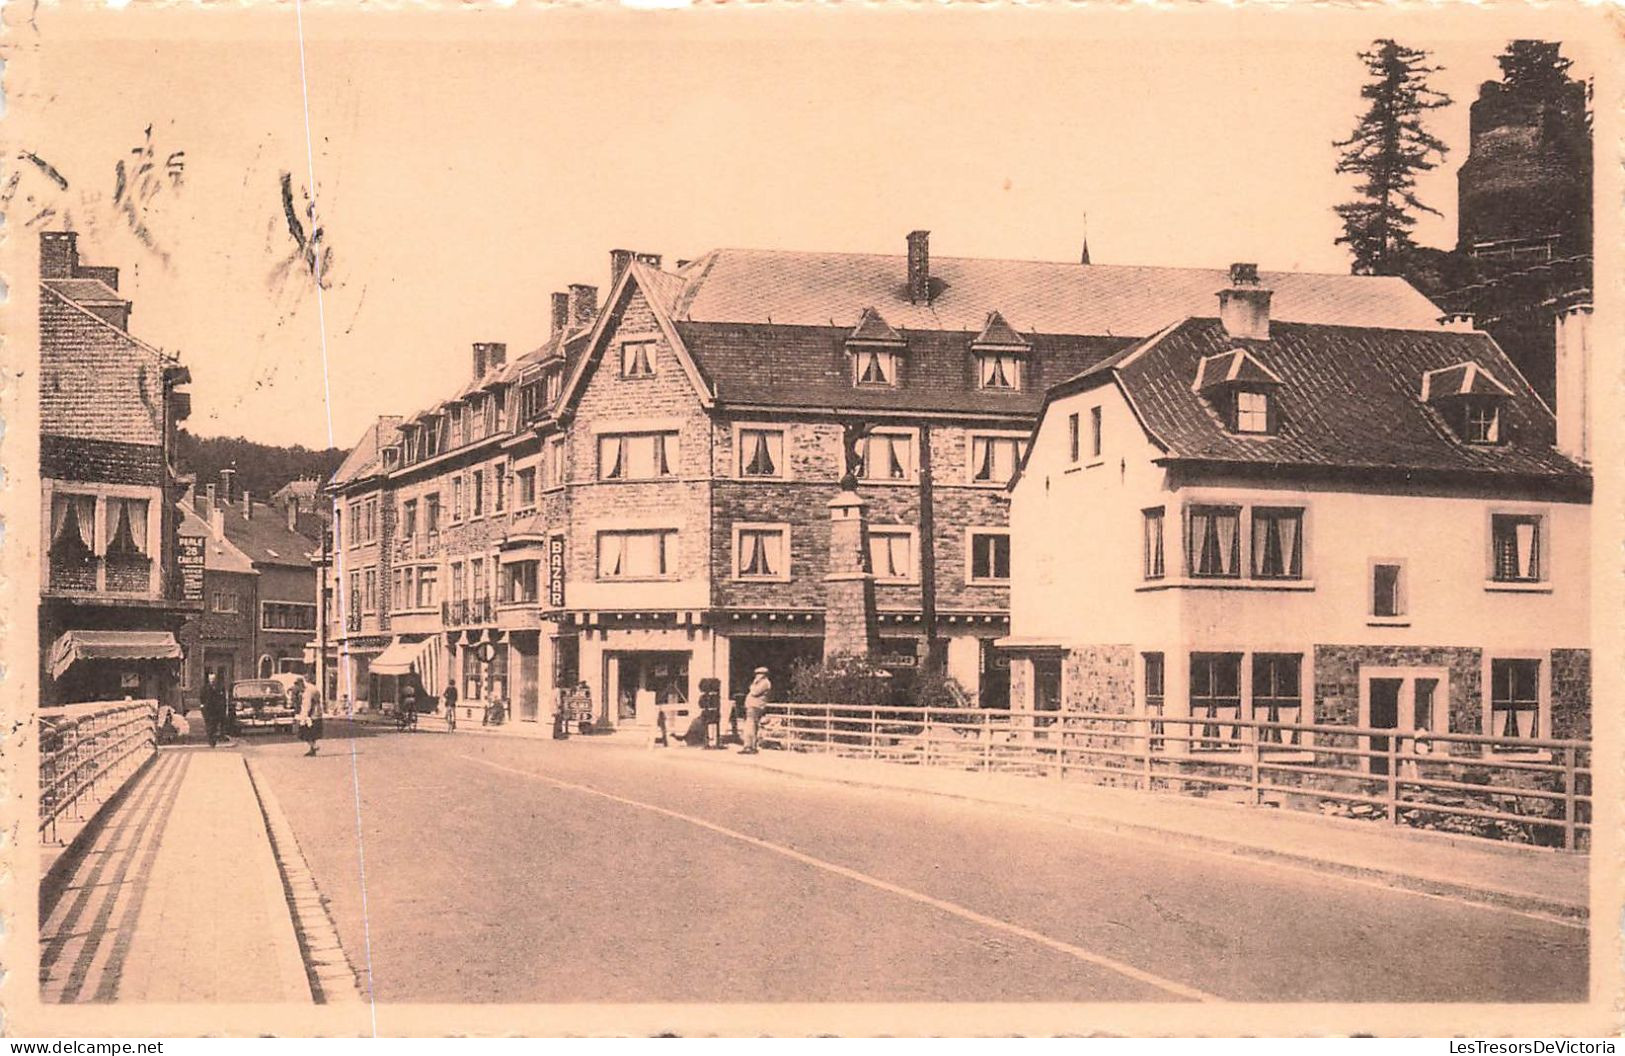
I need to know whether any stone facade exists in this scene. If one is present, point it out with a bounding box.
[1550,647,1590,740]
[1312,644,1484,733]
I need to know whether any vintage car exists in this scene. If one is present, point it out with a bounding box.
[229,674,301,732]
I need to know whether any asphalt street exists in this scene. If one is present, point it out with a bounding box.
[241,722,1586,1004]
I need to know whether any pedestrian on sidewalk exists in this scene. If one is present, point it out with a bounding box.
[295,677,323,755]
[741,666,772,754]
[444,681,458,732]
[202,671,228,748]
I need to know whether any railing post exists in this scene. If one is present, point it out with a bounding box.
[824,705,833,751]
[983,713,992,773]
[870,707,878,759]
[1387,735,1400,825]
[1142,715,1153,792]
[922,709,933,768]
[1563,745,1577,851]
[1247,721,1261,806]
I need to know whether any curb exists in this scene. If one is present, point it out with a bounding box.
[709,750,1590,924]
[243,757,368,1004]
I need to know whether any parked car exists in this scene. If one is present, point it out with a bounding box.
[229,674,300,733]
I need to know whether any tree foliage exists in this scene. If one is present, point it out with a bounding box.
[176,430,345,504]
[1333,40,1453,275]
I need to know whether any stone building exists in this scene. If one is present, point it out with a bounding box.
[322,234,1454,732]
[39,231,197,706]
[1006,266,1591,757]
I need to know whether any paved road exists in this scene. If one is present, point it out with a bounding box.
[243,723,1587,1004]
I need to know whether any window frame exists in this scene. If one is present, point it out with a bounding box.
[515,466,538,509]
[1089,405,1103,459]
[1231,388,1274,434]
[734,423,791,481]
[1484,653,1551,755]
[1189,651,1245,753]
[597,430,680,482]
[852,347,900,387]
[1369,557,1408,623]
[1249,506,1305,580]
[545,435,567,491]
[975,351,1023,391]
[1185,504,1244,580]
[731,522,793,583]
[1068,412,1081,464]
[856,427,920,485]
[619,337,659,379]
[965,430,1028,487]
[867,524,920,585]
[595,527,680,582]
[1487,509,1548,586]
[1142,507,1166,580]
[965,527,1012,586]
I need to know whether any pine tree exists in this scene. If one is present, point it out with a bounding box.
[1333,40,1453,275]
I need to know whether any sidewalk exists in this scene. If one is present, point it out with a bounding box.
[647,742,1589,921]
[39,748,312,1003]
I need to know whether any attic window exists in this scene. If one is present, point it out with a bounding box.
[977,352,1021,391]
[1193,349,1283,436]
[1421,361,1512,446]
[854,348,898,387]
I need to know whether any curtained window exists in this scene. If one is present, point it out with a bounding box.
[1463,398,1502,444]
[105,498,150,557]
[855,349,897,386]
[868,529,914,582]
[598,530,675,579]
[1489,658,1541,749]
[860,433,915,482]
[1142,508,1165,579]
[977,353,1020,390]
[969,436,1023,485]
[599,433,676,480]
[1190,653,1243,751]
[739,429,784,478]
[1252,653,1303,745]
[50,493,97,559]
[1250,508,1303,579]
[1187,506,1241,578]
[620,341,656,378]
[1143,653,1166,752]
[736,526,786,579]
[1491,514,1542,582]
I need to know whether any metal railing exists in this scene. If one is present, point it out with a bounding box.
[442,597,496,626]
[763,704,1592,851]
[39,699,159,844]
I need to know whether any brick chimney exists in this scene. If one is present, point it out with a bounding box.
[1555,302,1591,463]
[473,341,506,378]
[243,490,253,520]
[551,292,570,336]
[635,252,662,269]
[203,483,216,518]
[219,467,236,506]
[1218,262,1273,340]
[907,230,931,304]
[610,249,635,288]
[823,489,881,660]
[40,231,78,279]
[287,499,300,532]
[568,284,597,328]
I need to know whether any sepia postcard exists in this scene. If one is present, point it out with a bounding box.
[0,1,1619,1039]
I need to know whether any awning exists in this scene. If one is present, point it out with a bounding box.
[368,636,440,691]
[50,630,182,682]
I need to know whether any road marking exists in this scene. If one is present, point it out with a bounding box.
[461,754,1218,1003]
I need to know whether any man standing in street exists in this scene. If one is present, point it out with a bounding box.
[741,666,772,755]
[443,680,458,732]
[202,671,228,748]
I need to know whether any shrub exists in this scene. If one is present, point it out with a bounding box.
[786,654,970,709]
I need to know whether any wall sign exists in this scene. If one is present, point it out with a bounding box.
[546,534,566,608]
[178,535,206,603]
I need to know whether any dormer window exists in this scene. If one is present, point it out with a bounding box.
[1421,361,1512,446]
[1193,349,1283,436]
[977,352,1021,390]
[855,348,898,386]
[847,307,906,389]
[971,310,1031,393]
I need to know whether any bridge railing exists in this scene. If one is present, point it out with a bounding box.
[763,704,1591,851]
[39,699,159,845]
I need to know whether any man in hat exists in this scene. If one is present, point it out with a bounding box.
[741,666,772,754]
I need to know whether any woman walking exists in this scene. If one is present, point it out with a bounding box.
[295,677,323,756]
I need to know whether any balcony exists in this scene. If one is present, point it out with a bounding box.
[441,597,495,627]
[345,611,362,633]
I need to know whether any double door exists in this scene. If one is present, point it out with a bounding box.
[1361,667,1448,775]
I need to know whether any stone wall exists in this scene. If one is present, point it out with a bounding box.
[1550,647,1590,740]
[1312,644,1484,733]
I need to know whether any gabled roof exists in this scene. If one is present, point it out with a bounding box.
[1055,317,1585,482]
[971,310,1031,351]
[329,416,402,488]
[178,504,256,575]
[848,307,905,346]
[1191,348,1284,392]
[219,503,323,567]
[668,248,1447,336]
[1421,361,1516,402]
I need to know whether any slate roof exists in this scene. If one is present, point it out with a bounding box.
[178,505,255,575]
[219,503,322,567]
[44,277,126,305]
[668,248,1448,336]
[39,282,172,448]
[672,323,1129,415]
[329,416,402,487]
[1062,318,1586,481]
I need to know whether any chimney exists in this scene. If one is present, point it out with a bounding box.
[203,483,216,518]
[287,499,300,532]
[210,504,224,539]
[1218,262,1273,340]
[472,341,505,378]
[243,490,252,520]
[551,292,570,336]
[823,489,882,660]
[907,230,931,304]
[40,231,78,280]
[1439,310,1476,333]
[610,249,635,288]
[634,252,662,269]
[1555,302,1592,463]
[568,284,597,328]
[219,467,236,506]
